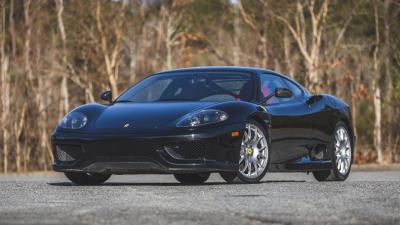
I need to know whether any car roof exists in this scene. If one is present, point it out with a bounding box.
[153,66,276,75]
[150,66,308,93]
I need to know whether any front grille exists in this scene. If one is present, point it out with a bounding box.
[55,145,82,162]
[163,142,206,160]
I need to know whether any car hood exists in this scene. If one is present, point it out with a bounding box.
[94,101,217,131]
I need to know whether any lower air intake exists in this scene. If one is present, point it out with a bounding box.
[56,146,76,162]
[163,142,206,160]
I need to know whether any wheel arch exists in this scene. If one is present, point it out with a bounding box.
[246,110,271,143]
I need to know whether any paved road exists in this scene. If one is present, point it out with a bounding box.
[0,171,399,225]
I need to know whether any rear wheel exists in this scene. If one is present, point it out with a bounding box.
[313,121,353,181]
[220,119,269,183]
[174,173,210,184]
[64,172,111,185]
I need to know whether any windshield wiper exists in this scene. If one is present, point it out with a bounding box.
[157,98,194,102]
[115,100,136,103]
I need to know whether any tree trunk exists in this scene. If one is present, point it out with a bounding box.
[373,2,383,164]
[233,4,240,65]
[23,144,30,172]
[86,80,95,103]
[14,104,26,173]
[95,0,123,96]
[373,86,383,163]
[283,27,295,78]
[383,0,393,161]
[1,1,10,173]
[307,60,320,93]
[9,0,16,58]
[1,56,10,174]
[165,15,173,69]
[56,0,70,116]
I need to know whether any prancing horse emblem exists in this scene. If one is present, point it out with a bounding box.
[123,123,130,128]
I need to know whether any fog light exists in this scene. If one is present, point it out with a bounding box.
[56,146,75,162]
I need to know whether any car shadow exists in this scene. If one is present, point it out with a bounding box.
[47,180,305,187]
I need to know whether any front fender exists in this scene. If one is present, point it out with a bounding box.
[54,103,108,134]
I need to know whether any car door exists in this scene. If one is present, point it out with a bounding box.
[259,74,313,163]
[307,95,336,147]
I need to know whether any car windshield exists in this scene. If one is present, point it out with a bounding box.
[116,72,253,103]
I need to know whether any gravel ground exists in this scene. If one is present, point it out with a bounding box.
[0,171,399,225]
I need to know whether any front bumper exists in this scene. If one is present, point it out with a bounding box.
[52,123,244,174]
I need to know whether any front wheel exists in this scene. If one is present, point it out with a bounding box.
[64,172,111,185]
[220,119,269,183]
[313,121,353,181]
[174,173,210,184]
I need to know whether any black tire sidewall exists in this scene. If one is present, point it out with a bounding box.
[174,173,210,184]
[64,172,111,185]
[219,171,240,183]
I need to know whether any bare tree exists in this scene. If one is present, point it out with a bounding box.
[14,104,26,172]
[1,2,10,173]
[237,0,269,67]
[0,0,399,172]
[268,0,329,92]
[373,2,383,164]
[383,0,394,161]
[56,0,70,117]
[159,1,183,70]
[96,0,125,96]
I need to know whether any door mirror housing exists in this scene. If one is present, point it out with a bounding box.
[100,91,112,104]
[260,87,292,105]
[306,95,322,105]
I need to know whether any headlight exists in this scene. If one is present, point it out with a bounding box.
[177,109,228,127]
[58,112,88,129]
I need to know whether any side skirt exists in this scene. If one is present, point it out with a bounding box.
[268,156,332,172]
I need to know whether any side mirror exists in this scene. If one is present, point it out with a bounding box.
[100,91,112,104]
[306,95,322,105]
[260,87,292,105]
[275,87,292,98]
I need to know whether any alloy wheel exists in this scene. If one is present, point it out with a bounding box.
[239,123,269,179]
[334,127,352,175]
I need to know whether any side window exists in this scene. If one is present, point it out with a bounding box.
[283,79,303,99]
[259,74,287,104]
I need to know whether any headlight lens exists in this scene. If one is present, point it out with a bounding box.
[58,112,88,129]
[177,109,228,127]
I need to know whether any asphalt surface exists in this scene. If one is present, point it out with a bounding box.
[0,171,399,225]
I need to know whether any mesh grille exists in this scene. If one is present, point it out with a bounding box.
[163,142,206,160]
[181,142,206,153]
[55,146,76,162]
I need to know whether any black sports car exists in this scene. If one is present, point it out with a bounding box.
[52,66,354,185]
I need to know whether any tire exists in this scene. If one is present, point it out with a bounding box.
[174,173,210,184]
[64,172,111,185]
[220,119,270,184]
[219,171,240,183]
[313,121,353,181]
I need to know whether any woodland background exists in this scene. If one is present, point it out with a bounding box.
[0,0,399,173]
